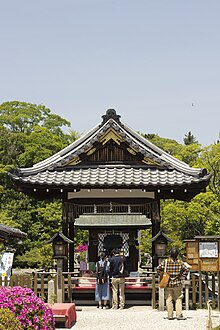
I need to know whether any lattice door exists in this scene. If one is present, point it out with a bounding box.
[98,232,129,257]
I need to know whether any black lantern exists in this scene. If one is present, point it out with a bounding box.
[149,230,174,269]
[46,232,73,259]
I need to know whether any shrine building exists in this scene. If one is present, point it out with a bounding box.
[9,109,211,272]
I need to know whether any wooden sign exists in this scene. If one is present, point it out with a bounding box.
[185,240,199,270]
[199,259,218,272]
[185,238,220,272]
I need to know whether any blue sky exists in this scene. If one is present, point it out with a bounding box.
[0,1,219,146]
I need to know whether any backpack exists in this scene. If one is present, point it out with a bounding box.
[96,260,108,284]
[119,257,129,277]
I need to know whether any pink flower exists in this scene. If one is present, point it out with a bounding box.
[0,286,55,329]
[77,244,88,252]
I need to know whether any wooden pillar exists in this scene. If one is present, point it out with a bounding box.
[62,202,75,272]
[199,271,203,308]
[129,229,139,271]
[69,203,76,272]
[62,202,69,272]
[88,230,98,263]
[151,273,156,309]
[69,221,75,272]
[56,259,64,303]
[151,201,161,270]
[218,271,220,311]
[212,273,216,309]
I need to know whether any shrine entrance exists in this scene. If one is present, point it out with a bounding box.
[65,200,153,272]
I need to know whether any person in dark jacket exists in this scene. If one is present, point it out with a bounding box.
[109,248,127,309]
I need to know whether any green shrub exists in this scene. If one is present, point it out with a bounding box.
[0,308,23,330]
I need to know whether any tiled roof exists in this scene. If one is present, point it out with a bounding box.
[10,167,210,187]
[9,109,211,190]
[0,224,27,238]
[13,110,205,178]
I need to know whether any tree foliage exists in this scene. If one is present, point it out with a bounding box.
[184,131,198,145]
[0,101,78,267]
[140,133,220,255]
[197,143,220,199]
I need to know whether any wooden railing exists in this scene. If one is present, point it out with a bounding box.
[64,201,157,219]
[1,271,220,310]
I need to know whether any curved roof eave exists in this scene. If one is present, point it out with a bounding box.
[16,120,105,175]
[119,119,203,176]
[9,167,211,188]
[0,223,27,238]
[12,110,206,178]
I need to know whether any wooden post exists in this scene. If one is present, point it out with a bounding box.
[212,273,216,309]
[68,273,72,303]
[151,201,160,270]
[69,221,75,272]
[57,259,63,303]
[158,287,165,311]
[199,271,203,309]
[192,274,196,306]
[41,274,45,299]
[184,269,191,310]
[218,271,220,311]
[205,273,209,304]
[151,273,156,309]
[34,273,38,295]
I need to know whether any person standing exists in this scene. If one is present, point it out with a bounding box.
[157,247,189,320]
[95,252,110,309]
[109,248,127,310]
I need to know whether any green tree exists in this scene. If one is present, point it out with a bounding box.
[0,101,79,267]
[184,131,198,145]
[177,144,201,167]
[142,133,182,156]
[0,101,72,168]
[198,143,220,200]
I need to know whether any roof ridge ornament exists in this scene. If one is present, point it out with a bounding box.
[102,109,121,123]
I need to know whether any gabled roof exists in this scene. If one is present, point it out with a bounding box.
[45,232,73,244]
[149,230,174,243]
[9,109,211,199]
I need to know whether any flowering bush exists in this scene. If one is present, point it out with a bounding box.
[76,244,88,252]
[0,308,23,330]
[0,286,55,330]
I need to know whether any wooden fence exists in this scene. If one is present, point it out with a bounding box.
[1,271,220,310]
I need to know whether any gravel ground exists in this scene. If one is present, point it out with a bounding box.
[56,306,220,330]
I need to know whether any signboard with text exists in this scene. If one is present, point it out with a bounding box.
[199,242,218,258]
[0,252,14,279]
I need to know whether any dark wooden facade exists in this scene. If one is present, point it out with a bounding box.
[9,109,211,271]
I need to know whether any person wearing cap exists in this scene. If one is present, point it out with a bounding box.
[157,247,189,320]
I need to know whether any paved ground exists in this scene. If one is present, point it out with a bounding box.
[56,306,220,330]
